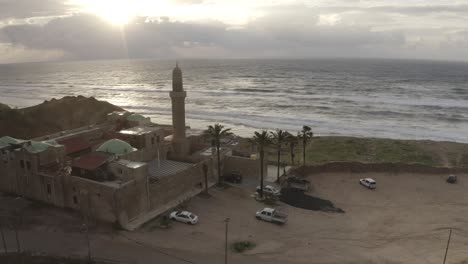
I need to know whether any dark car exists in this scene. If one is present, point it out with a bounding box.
[283,176,310,191]
[447,175,457,184]
[286,176,310,185]
[224,171,242,183]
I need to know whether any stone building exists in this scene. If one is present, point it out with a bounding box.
[0,64,264,230]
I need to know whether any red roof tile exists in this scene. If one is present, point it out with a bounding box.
[72,153,109,171]
[58,137,91,155]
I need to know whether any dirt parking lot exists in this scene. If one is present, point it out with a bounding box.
[132,172,468,264]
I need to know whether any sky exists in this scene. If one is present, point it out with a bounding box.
[0,0,468,63]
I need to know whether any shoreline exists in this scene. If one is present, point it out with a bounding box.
[1,96,467,169]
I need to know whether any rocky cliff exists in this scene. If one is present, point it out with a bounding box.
[0,96,123,139]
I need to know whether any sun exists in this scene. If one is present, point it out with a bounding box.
[71,0,137,26]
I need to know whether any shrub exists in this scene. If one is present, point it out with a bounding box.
[231,241,256,253]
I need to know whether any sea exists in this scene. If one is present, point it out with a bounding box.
[0,59,467,143]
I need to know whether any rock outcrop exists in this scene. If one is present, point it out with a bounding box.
[0,96,123,139]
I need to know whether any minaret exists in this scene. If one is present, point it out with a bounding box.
[170,62,188,156]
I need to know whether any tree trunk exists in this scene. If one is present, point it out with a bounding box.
[276,147,281,183]
[216,144,222,185]
[260,149,264,198]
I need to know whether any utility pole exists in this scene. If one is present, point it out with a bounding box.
[79,192,93,263]
[0,224,7,253]
[443,228,452,264]
[84,222,91,264]
[13,213,21,253]
[224,218,230,264]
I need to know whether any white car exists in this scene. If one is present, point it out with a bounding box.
[256,185,281,196]
[255,207,288,224]
[169,211,198,225]
[359,178,376,189]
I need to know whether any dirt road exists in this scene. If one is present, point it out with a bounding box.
[2,172,468,264]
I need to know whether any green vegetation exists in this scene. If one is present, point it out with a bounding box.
[238,136,468,168]
[203,123,233,185]
[231,241,256,253]
[251,130,273,198]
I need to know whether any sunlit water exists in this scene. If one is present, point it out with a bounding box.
[0,59,467,142]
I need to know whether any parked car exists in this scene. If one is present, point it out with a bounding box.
[256,185,281,196]
[283,176,310,191]
[359,178,376,189]
[447,174,457,184]
[169,211,198,225]
[255,207,288,224]
[224,171,242,183]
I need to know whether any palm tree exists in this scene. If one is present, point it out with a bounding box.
[251,130,272,198]
[299,125,313,166]
[270,129,290,183]
[287,133,298,165]
[203,124,233,185]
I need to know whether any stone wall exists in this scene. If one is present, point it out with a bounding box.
[69,176,120,223]
[223,155,267,179]
[289,162,468,176]
[148,162,214,211]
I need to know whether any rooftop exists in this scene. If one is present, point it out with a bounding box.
[57,137,91,155]
[115,159,146,169]
[147,159,194,178]
[119,125,164,136]
[72,152,110,171]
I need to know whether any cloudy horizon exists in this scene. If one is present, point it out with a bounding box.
[1,0,468,64]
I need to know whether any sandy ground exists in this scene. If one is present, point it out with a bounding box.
[2,172,468,264]
[132,172,468,264]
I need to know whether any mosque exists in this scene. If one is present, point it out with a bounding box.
[0,64,261,230]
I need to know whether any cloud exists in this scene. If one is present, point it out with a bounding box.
[1,1,468,62]
[0,10,408,62]
[0,0,72,19]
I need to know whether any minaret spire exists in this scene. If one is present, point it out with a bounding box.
[170,61,187,156]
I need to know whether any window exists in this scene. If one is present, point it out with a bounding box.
[151,137,155,145]
[26,161,31,170]
[73,196,78,204]
[156,136,160,143]
[46,184,51,194]
[118,169,123,174]
[20,160,24,168]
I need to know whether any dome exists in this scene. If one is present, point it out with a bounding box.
[0,136,24,148]
[96,139,137,156]
[127,113,149,123]
[23,140,61,154]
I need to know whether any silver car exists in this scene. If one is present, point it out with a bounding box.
[359,178,376,189]
[169,211,199,225]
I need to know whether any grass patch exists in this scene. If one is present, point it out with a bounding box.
[237,136,468,168]
[231,241,256,253]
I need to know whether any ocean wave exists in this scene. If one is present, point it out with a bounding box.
[2,59,468,143]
